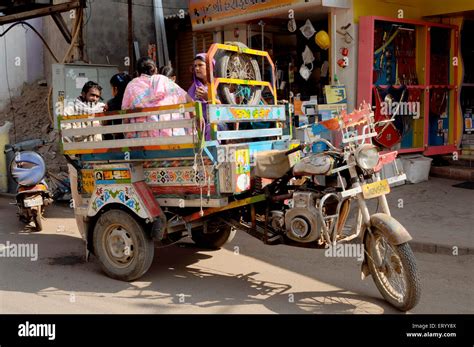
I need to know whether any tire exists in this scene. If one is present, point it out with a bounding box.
[365,229,421,311]
[215,42,262,105]
[93,209,154,281]
[191,218,236,250]
[32,207,43,232]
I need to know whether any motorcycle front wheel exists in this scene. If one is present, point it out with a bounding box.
[365,227,421,311]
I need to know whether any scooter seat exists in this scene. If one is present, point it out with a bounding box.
[293,154,334,176]
[11,151,46,186]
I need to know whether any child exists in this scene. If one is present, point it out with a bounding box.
[106,73,132,111]
[103,73,132,140]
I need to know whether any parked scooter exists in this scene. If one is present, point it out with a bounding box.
[5,139,53,231]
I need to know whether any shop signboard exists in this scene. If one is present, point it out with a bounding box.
[189,0,321,30]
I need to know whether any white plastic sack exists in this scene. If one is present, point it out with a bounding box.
[299,64,313,80]
[300,19,316,39]
[302,45,315,65]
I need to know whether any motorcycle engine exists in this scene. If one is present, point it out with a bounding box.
[284,192,321,243]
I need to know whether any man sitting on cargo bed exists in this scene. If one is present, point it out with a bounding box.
[63,81,106,142]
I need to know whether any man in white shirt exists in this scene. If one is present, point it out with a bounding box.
[63,81,106,142]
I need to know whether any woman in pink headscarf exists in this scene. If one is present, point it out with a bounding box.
[122,57,192,138]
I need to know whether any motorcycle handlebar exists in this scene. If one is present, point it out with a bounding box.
[284,139,341,156]
[4,139,50,154]
[284,145,304,156]
[5,140,42,153]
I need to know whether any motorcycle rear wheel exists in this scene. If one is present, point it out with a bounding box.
[365,228,421,311]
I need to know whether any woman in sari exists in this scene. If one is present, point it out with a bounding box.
[122,57,192,138]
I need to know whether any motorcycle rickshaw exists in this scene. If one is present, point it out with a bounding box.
[59,43,420,311]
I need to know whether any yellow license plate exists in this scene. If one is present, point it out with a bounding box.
[362,179,390,199]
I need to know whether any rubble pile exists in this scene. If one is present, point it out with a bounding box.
[0,82,67,174]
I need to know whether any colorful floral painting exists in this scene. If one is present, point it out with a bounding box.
[144,166,214,186]
[90,185,146,218]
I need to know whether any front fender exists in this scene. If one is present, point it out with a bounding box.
[369,213,412,245]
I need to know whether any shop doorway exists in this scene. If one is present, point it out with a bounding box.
[247,13,329,103]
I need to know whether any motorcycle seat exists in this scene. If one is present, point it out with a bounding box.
[293,154,334,176]
[254,150,291,179]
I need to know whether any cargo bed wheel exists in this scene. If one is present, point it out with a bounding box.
[93,210,154,281]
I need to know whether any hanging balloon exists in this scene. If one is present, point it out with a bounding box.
[315,30,330,50]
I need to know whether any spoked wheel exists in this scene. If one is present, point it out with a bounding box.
[215,42,262,105]
[191,218,236,250]
[365,228,421,311]
[93,210,154,281]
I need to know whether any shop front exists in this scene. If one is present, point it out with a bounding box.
[186,0,474,156]
[354,0,474,156]
[187,0,353,147]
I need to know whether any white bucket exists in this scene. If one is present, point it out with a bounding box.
[400,155,433,184]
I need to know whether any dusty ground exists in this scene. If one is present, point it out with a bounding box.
[0,197,472,314]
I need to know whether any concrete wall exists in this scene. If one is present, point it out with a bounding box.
[44,0,178,87]
[0,18,44,112]
[43,10,73,88]
[83,0,155,70]
[162,0,188,17]
[25,18,44,84]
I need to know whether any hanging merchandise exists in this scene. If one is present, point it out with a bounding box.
[288,17,297,32]
[289,62,295,83]
[337,47,349,69]
[315,30,330,50]
[372,85,413,148]
[302,45,315,65]
[300,45,314,80]
[337,56,349,68]
[337,23,354,44]
[299,63,313,80]
[430,89,448,117]
[300,19,316,39]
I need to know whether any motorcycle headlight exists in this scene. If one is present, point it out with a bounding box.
[355,145,379,170]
